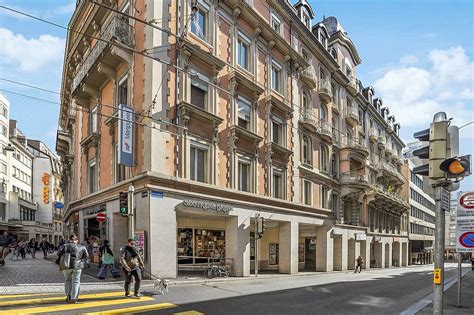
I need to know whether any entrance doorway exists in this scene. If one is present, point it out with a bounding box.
[333,236,342,271]
[384,243,390,267]
[299,237,316,271]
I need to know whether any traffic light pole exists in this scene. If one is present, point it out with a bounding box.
[433,185,445,315]
[128,185,135,240]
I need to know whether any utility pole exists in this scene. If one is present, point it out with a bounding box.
[255,213,259,277]
[457,252,462,307]
[128,184,135,240]
[433,185,445,314]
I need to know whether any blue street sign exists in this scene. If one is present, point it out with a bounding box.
[151,191,164,199]
[55,202,64,209]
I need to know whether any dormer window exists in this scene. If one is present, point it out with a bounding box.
[271,13,281,34]
[302,7,311,28]
[330,48,337,61]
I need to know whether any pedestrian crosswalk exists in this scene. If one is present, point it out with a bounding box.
[0,291,199,314]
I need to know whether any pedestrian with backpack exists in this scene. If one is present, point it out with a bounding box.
[120,239,144,298]
[57,234,89,303]
[97,240,120,280]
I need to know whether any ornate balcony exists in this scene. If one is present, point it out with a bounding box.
[340,137,369,157]
[318,79,332,103]
[377,136,386,150]
[368,185,409,211]
[300,65,317,89]
[317,121,333,143]
[71,16,134,94]
[340,172,369,187]
[345,105,359,127]
[346,75,358,95]
[299,108,318,132]
[378,161,404,185]
[369,128,378,143]
[178,101,223,128]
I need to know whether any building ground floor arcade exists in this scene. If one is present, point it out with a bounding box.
[65,183,410,278]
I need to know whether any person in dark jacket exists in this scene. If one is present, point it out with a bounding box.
[120,239,144,298]
[355,256,364,273]
[39,239,50,259]
[0,231,13,265]
[28,238,38,259]
[57,234,89,303]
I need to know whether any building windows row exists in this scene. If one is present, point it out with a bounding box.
[302,179,331,208]
[410,223,434,236]
[410,205,435,224]
[410,188,435,211]
[410,172,423,189]
[12,149,32,167]
[13,185,31,201]
[12,166,31,184]
[20,206,35,221]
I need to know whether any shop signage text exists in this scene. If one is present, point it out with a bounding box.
[85,204,107,216]
[42,173,50,204]
[182,199,232,214]
[355,233,367,241]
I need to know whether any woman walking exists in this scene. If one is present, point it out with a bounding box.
[120,239,144,298]
[28,238,38,259]
[57,235,89,303]
[97,240,120,280]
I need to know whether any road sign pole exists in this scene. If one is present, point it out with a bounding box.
[255,213,259,278]
[433,185,445,315]
[457,253,462,307]
[128,184,135,240]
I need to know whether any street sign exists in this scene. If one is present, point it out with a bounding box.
[434,268,442,284]
[118,104,135,167]
[96,212,106,223]
[456,191,474,253]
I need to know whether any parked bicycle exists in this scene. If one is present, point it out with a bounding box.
[205,262,231,278]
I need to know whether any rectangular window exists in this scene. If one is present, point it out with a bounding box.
[303,180,312,205]
[237,97,251,130]
[191,76,208,110]
[272,117,283,145]
[332,194,338,213]
[88,160,96,193]
[271,60,282,93]
[0,163,6,174]
[89,106,98,134]
[321,187,328,208]
[114,144,128,183]
[191,4,208,40]
[237,36,250,70]
[271,14,281,34]
[118,76,128,105]
[272,170,283,199]
[1,125,6,136]
[2,106,7,117]
[190,146,207,183]
[238,160,250,192]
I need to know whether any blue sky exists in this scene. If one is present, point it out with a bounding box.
[0,0,473,191]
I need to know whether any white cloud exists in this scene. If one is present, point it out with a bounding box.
[0,27,65,71]
[373,46,474,139]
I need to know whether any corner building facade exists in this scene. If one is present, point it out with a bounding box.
[57,0,409,278]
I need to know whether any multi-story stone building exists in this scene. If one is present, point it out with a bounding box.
[57,0,408,278]
[401,160,435,265]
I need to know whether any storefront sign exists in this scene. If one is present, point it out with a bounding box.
[141,191,148,198]
[134,230,146,261]
[118,104,135,167]
[456,191,474,253]
[85,204,107,216]
[355,233,367,241]
[182,199,232,214]
[151,191,164,199]
[42,173,50,204]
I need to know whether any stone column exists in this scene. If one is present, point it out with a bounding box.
[388,241,393,267]
[341,232,349,271]
[225,214,251,277]
[316,225,333,272]
[279,221,298,274]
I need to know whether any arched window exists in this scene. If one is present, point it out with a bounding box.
[331,153,337,178]
[321,144,329,172]
[302,92,309,111]
[330,48,337,61]
[302,134,311,165]
[320,103,328,122]
[332,117,338,140]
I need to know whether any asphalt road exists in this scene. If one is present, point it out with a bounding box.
[148,267,462,315]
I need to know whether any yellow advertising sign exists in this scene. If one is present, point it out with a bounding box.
[433,268,442,284]
[42,173,50,204]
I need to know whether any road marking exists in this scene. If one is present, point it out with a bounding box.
[0,297,154,314]
[174,312,204,315]
[84,302,177,314]
[0,291,125,307]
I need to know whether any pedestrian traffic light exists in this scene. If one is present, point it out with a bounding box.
[119,192,128,216]
[412,112,449,180]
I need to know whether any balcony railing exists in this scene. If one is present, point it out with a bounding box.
[340,172,368,185]
[71,16,134,93]
[380,162,404,183]
[340,137,369,155]
[319,121,333,140]
[345,105,359,126]
[318,78,332,101]
[300,108,317,126]
[300,65,317,89]
[370,184,407,206]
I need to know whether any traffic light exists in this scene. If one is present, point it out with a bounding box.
[256,217,266,236]
[119,192,128,216]
[439,155,471,178]
[412,112,449,180]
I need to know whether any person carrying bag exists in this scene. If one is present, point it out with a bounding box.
[97,240,120,280]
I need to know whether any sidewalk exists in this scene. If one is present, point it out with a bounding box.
[418,269,474,314]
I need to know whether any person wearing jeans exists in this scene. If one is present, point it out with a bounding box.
[120,239,144,298]
[58,234,89,303]
[97,240,120,279]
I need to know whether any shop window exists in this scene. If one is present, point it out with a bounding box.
[190,145,207,183]
[303,180,312,205]
[237,96,251,130]
[271,60,282,93]
[271,116,284,146]
[89,106,98,134]
[191,75,209,110]
[88,159,96,193]
[191,1,209,41]
[272,169,284,199]
[269,244,279,265]
[177,228,194,264]
[195,229,225,263]
[237,33,250,70]
[238,159,250,192]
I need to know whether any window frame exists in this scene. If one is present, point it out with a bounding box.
[89,106,98,134]
[190,72,210,110]
[303,179,312,205]
[272,168,285,199]
[190,0,210,42]
[237,157,252,192]
[237,96,252,130]
[271,13,282,34]
[271,59,283,93]
[237,31,251,71]
[88,159,97,194]
[302,134,312,166]
[271,115,285,146]
[189,143,208,183]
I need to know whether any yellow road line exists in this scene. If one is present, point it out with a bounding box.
[0,297,154,315]
[0,291,125,307]
[174,311,204,315]
[84,302,177,314]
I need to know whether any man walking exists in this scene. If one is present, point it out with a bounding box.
[39,238,50,259]
[58,234,89,303]
[0,231,13,265]
[355,256,364,273]
[120,239,144,298]
[28,238,38,259]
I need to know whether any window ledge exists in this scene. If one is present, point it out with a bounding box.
[80,132,100,149]
[178,101,223,127]
[230,125,263,147]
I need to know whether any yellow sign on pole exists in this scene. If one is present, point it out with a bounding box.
[434,268,442,284]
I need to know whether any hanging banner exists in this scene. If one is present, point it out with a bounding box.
[456,192,474,253]
[118,104,135,167]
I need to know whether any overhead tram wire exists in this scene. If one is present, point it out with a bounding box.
[0,78,60,95]
[0,5,359,140]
